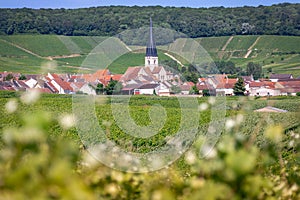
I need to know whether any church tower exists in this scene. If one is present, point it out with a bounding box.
[145,17,158,70]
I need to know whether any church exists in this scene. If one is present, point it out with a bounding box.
[120,18,174,85]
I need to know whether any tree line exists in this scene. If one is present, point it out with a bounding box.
[0,3,299,37]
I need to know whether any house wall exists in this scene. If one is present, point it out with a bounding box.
[139,88,155,95]
[51,80,65,94]
[216,88,234,95]
[80,84,96,95]
[249,88,280,96]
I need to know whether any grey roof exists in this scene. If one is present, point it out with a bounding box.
[255,106,288,113]
[145,17,158,57]
[138,83,160,89]
[270,74,292,79]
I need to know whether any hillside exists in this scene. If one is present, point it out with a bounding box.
[0,4,299,37]
[0,35,300,77]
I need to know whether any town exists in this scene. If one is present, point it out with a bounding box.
[0,19,299,97]
[1,67,299,97]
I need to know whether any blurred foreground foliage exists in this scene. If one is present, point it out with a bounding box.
[0,91,299,199]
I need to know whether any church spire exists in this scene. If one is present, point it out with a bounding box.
[146,17,158,57]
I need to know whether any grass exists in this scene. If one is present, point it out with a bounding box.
[108,50,172,74]
[0,35,71,57]
[226,35,258,51]
[0,35,299,76]
[198,36,230,52]
[254,35,300,52]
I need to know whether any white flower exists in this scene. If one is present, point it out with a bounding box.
[199,103,209,111]
[225,119,236,130]
[208,96,216,105]
[59,114,76,130]
[5,99,18,113]
[21,89,40,104]
[201,145,217,159]
[185,151,197,164]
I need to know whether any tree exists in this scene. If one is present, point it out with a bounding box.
[95,83,104,95]
[233,78,246,96]
[19,74,27,80]
[4,73,13,81]
[104,80,122,95]
[246,62,262,80]
[171,85,181,94]
[202,89,210,96]
[189,85,199,95]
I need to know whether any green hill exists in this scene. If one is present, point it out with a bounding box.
[0,35,299,77]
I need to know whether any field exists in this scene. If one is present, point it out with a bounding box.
[0,91,299,199]
[0,35,300,77]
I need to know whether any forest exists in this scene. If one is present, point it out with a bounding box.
[0,3,299,37]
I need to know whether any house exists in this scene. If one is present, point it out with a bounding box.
[24,78,39,88]
[275,80,300,96]
[270,74,293,82]
[0,81,15,91]
[247,81,280,96]
[120,66,158,84]
[215,78,237,96]
[12,80,29,91]
[79,83,96,95]
[47,73,74,94]
[51,78,73,94]
[180,83,193,95]
[196,81,210,96]
[44,81,58,94]
[150,66,174,82]
[134,84,160,95]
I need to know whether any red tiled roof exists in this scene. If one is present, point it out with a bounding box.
[53,78,73,91]
[215,78,237,89]
[196,83,209,90]
[277,81,300,88]
[186,82,195,86]
[51,73,60,79]
[180,84,192,91]
[120,67,142,81]
[249,81,275,89]
[110,74,123,81]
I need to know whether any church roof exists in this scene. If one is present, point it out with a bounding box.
[145,17,158,57]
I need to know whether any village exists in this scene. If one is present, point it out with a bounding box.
[1,67,300,97]
[0,19,299,97]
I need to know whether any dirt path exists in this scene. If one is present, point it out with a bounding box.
[164,52,184,66]
[221,36,234,51]
[47,54,82,60]
[244,36,261,58]
[63,65,93,71]
[0,39,45,59]
[218,36,234,59]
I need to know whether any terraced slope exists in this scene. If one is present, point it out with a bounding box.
[0,35,299,76]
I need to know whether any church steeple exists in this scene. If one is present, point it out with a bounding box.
[145,17,158,69]
[146,17,158,57]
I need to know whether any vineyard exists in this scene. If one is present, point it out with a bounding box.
[1,35,300,77]
[0,91,299,199]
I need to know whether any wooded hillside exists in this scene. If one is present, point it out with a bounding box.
[0,3,299,37]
